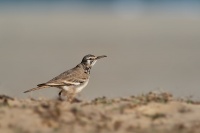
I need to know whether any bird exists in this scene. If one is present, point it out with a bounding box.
[24,54,107,102]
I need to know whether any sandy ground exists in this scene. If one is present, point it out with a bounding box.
[0,92,200,133]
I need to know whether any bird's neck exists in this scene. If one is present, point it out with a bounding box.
[79,63,92,74]
[84,67,91,74]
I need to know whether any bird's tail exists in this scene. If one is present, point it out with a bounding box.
[23,85,49,93]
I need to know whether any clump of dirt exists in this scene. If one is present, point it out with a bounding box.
[0,92,200,133]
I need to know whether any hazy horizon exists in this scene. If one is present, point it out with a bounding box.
[0,1,200,100]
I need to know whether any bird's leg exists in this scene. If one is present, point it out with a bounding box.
[67,93,82,103]
[58,90,63,101]
[68,92,82,103]
[66,88,76,102]
[58,90,69,101]
[59,88,81,103]
[67,93,76,103]
[58,88,75,102]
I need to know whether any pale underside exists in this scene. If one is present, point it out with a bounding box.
[62,79,89,93]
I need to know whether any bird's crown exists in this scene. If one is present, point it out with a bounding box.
[81,54,107,67]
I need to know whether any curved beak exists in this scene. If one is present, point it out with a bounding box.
[96,55,107,60]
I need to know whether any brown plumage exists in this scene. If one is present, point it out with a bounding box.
[24,54,107,102]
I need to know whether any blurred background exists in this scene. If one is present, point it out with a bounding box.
[0,0,200,100]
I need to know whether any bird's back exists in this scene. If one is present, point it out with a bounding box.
[45,64,89,85]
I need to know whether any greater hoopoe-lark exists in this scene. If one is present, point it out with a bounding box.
[24,54,107,102]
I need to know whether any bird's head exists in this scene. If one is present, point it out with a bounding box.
[81,54,107,68]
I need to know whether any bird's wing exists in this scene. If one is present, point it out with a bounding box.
[46,79,81,86]
[42,64,88,86]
